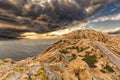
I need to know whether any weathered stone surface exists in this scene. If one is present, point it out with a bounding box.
[68,59,92,80]
[0,30,120,80]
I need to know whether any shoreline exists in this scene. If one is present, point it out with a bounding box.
[0,39,59,61]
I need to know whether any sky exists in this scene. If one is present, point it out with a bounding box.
[47,0,120,35]
[87,0,120,32]
[0,0,120,37]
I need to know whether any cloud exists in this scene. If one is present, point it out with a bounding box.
[47,22,87,35]
[0,0,114,20]
[0,0,115,33]
[107,27,120,34]
[91,13,120,22]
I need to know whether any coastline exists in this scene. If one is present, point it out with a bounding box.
[0,38,59,61]
[0,30,119,80]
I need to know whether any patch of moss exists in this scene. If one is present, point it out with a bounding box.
[82,54,97,68]
[36,68,48,80]
[14,67,25,73]
[104,64,114,73]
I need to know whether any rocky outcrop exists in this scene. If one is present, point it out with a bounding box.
[68,59,92,80]
[0,30,120,80]
[64,30,109,42]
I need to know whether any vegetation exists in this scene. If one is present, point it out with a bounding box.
[82,54,97,68]
[100,69,106,73]
[104,64,114,73]
[36,68,48,80]
[66,46,90,52]
[117,75,120,79]
[14,67,25,73]
[66,46,78,50]
[100,64,114,73]
[69,54,77,61]
[70,46,77,49]
[59,49,69,54]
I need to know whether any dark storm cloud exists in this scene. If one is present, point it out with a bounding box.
[0,0,115,19]
[0,0,115,32]
[26,0,115,20]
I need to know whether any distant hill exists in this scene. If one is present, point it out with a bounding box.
[108,29,120,34]
[64,30,109,42]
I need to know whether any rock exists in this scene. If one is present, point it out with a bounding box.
[0,30,120,80]
[68,59,92,80]
[62,70,78,80]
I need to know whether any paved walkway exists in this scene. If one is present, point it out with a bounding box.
[96,43,120,70]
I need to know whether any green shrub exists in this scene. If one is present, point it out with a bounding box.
[104,64,114,73]
[82,54,97,68]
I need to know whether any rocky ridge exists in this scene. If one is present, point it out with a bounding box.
[0,30,120,80]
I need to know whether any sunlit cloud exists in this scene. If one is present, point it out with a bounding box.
[104,27,120,32]
[47,22,87,35]
[91,13,120,22]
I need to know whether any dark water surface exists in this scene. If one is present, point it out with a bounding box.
[0,39,58,61]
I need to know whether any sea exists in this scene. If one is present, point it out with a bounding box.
[0,39,58,61]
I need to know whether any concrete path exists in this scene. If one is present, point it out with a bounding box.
[96,43,120,70]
